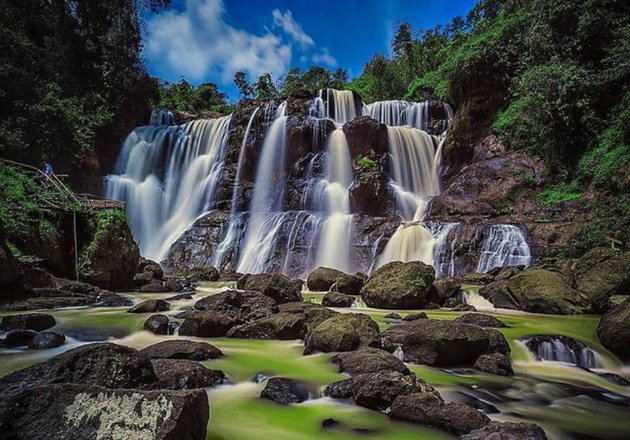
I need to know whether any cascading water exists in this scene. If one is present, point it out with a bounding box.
[237,102,289,274]
[476,224,531,273]
[106,115,231,262]
[315,128,354,272]
[150,108,175,126]
[318,89,359,124]
[365,100,410,126]
[524,335,601,368]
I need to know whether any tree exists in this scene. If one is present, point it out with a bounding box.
[233,71,253,98]
[254,73,278,100]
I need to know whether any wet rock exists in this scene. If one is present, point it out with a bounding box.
[524,335,596,366]
[227,312,307,340]
[150,359,224,389]
[389,392,445,425]
[0,313,56,332]
[0,383,209,440]
[164,278,186,293]
[454,313,507,328]
[307,267,344,291]
[304,313,380,354]
[321,418,340,428]
[278,301,339,330]
[335,273,365,295]
[165,292,193,301]
[434,403,491,435]
[486,267,592,315]
[260,377,309,404]
[361,261,437,309]
[433,278,463,304]
[78,211,140,290]
[460,421,548,440]
[178,264,220,282]
[596,297,630,361]
[332,347,409,375]
[444,297,463,308]
[27,332,65,350]
[453,304,477,312]
[474,353,513,376]
[127,299,170,313]
[138,281,170,293]
[384,313,402,320]
[322,292,354,308]
[194,289,278,322]
[237,273,303,304]
[349,159,394,217]
[137,257,164,280]
[0,237,21,288]
[141,340,223,361]
[95,291,133,307]
[403,312,428,321]
[143,314,170,335]
[179,310,235,337]
[342,116,388,158]
[0,343,157,393]
[4,329,37,347]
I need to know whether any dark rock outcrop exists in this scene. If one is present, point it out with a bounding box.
[194,290,278,322]
[179,311,235,337]
[335,273,365,295]
[260,378,309,404]
[361,261,437,309]
[151,359,224,389]
[332,347,409,376]
[0,313,56,332]
[597,297,630,361]
[342,116,388,158]
[304,313,380,354]
[127,299,170,314]
[454,313,507,328]
[474,353,513,376]
[141,340,223,361]
[27,332,66,350]
[460,421,548,440]
[306,267,344,291]
[143,314,170,335]
[322,292,355,308]
[237,273,303,304]
[4,329,37,347]
[227,312,307,340]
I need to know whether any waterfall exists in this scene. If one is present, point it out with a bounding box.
[430,222,458,278]
[150,108,174,126]
[315,128,354,272]
[401,101,429,131]
[476,224,531,273]
[365,100,410,126]
[105,115,231,262]
[315,89,358,124]
[237,102,289,273]
[376,128,443,268]
[461,289,495,311]
[524,336,601,368]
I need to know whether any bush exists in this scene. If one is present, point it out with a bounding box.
[537,182,582,205]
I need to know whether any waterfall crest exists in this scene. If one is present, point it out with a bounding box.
[476,224,532,273]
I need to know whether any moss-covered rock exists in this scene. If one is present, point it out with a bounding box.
[306,267,344,291]
[361,261,436,309]
[597,297,630,361]
[304,313,379,354]
[78,210,139,290]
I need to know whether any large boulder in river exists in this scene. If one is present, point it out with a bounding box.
[227,312,307,340]
[78,210,140,290]
[179,310,235,337]
[342,116,388,158]
[332,347,409,376]
[260,377,309,404]
[0,313,55,331]
[150,359,224,389]
[127,299,170,313]
[141,340,223,361]
[361,261,437,309]
[304,313,380,354]
[454,313,508,328]
[485,267,592,315]
[596,297,630,361]
[306,267,344,291]
[237,273,303,303]
[278,301,339,330]
[461,421,548,440]
[322,292,355,308]
[474,353,514,376]
[0,384,209,440]
[335,273,365,295]
[194,289,278,322]
[178,264,220,282]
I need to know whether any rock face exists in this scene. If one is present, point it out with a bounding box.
[0,384,209,440]
[483,267,592,315]
[237,274,303,304]
[597,297,630,361]
[260,378,309,404]
[304,313,380,354]
[461,421,548,440]
[141,340,223,361]
[343,116,388,158]
[78,211,140,290]
[572,248,630,311]
[0,237,21,288]
[0,313,55,331]
[306,267,344,291]
[332,348,409,376]
[361,261,437,309]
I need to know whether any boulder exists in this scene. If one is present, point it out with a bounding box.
[179,311,234,337]
[4,329,37,347]
[78,211,140,290]
[138,281,170,293]
[573,248,630,312]
[260,378,309,404]
[0,313,56,332]
[193,290,278,322]
[384,313,402,320]
[432,403,491,435]
[453,304,477,312]
[304,313,380,354]
[141,340,223,361]
[322,292,354,308]
[143,314,170,335]
[361,261,437,309]
[389,392,445,425]
[486,268,592,315]
[96,291,133,307]
[335,273,365,295]
[127,299,170,313]
[461,421,548,440]
[596,297,630,361]
[474,353,513,376]
[178,265,220,282]
[454,313,508,328]
[332,347,409,375]
[342,116,388,158]
[0,238,21,287]
[237,273,303,303]
[433,278,463,304]
[307,267,344,291]
[227,312,306,340]
[0,384,209,440]
[403,312,428,321]
[137,257,164,280]
[150,359,224,389]
[27,332,66,350]
[0,343,156,394]
[278,301,339,330]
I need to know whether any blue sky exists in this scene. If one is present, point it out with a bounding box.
[144,0,477,100]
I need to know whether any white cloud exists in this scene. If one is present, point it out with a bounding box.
[146,0,292,83]
[272,9,314,48]
[313,48,337,66]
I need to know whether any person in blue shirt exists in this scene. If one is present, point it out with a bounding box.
[37,162,54,183]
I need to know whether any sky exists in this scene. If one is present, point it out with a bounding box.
[144,0,477,100]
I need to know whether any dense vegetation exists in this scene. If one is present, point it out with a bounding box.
[156,79,232,115]
[0,0,169,191]
[349,0,630,193]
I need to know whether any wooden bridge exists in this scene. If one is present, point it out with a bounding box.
[0,158,125,213]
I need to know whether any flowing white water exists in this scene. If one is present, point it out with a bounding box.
[106,116,231,261]
[365,100,410,126]
[525,336,601,369]
[319,89,358,124]
[237,102,289,274]
[476,224,531,273]
[149,108,174,126]
[315,128,354,272]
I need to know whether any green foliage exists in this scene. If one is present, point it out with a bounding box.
[157,79,231,114]
[355,155,377,169]
[279,66,349,96]
[0,165,43,246]
[537,182,582,206]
